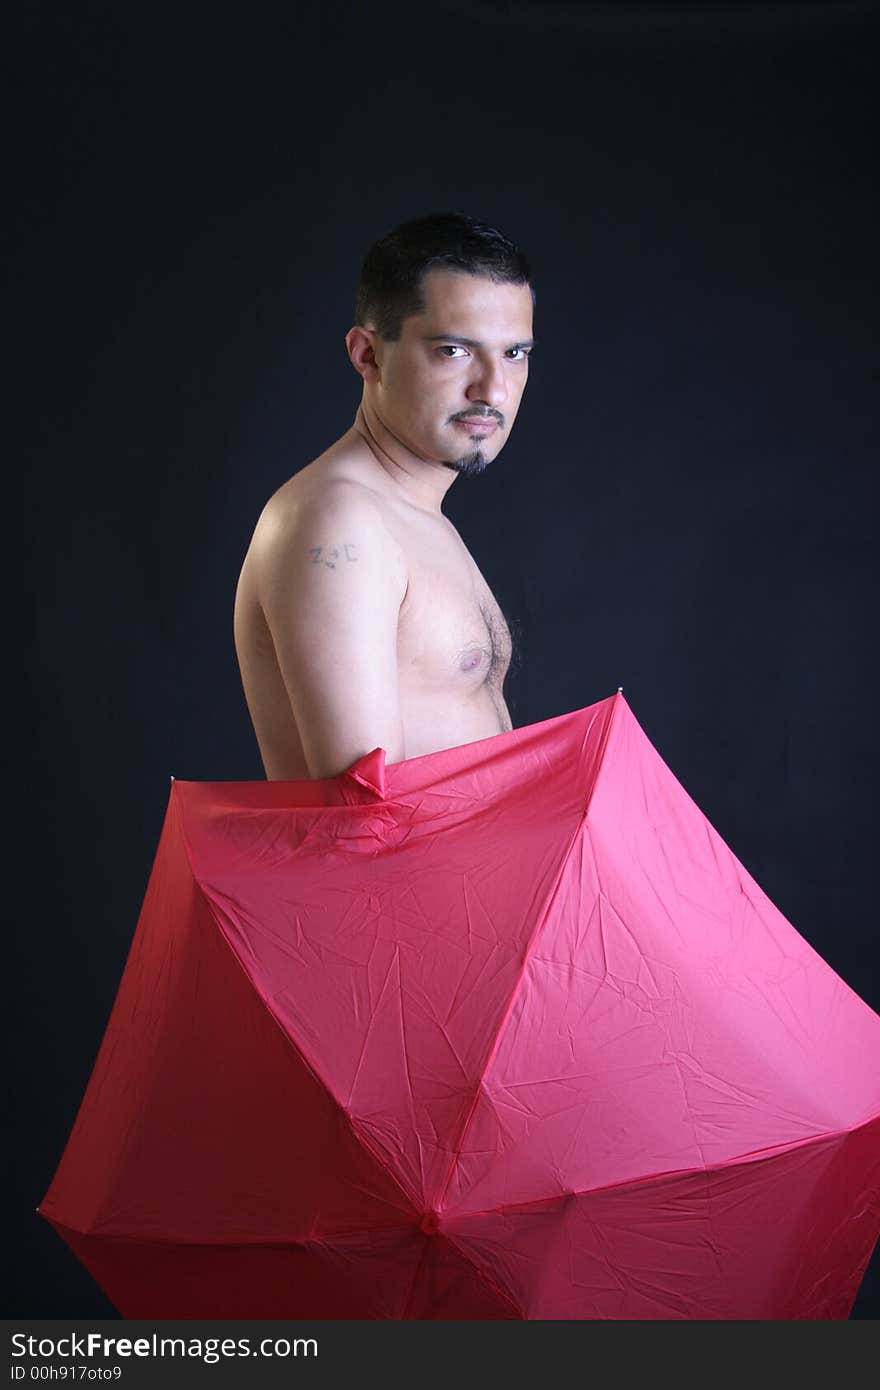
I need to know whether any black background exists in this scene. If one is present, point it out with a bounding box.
[8,1,879,1317]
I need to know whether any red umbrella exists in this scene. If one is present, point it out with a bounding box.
[39,691,880,1318]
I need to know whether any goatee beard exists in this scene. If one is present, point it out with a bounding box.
[442,446,490,476]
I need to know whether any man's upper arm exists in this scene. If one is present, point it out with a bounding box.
[253,484,408,779]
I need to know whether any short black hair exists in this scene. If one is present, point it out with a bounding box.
[354,211,535,342]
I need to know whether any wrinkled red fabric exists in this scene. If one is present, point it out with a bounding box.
[39,691,880,1318]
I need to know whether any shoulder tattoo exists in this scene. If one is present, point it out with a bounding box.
[307,543,359,570]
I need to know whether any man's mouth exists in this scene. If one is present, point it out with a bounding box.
[454,417,499,432]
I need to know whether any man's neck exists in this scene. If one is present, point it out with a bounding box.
[350,401,458,516]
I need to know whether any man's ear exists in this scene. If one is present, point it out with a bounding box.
[345,326,382,384]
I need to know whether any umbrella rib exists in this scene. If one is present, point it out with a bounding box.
[175,832,422,1226]
[433,807,594,1210]
[428,697,621,1212]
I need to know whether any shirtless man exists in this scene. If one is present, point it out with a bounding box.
[234,212,535,779]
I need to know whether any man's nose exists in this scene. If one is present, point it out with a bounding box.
[467,359,508,409]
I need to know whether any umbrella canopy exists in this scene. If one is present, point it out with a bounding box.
[39,691,880,1318]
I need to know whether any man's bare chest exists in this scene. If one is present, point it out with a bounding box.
[391,520,513,693]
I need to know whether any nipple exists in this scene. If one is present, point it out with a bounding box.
[459,644,489,673]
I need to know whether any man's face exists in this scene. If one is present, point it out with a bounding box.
[370,267,534,476]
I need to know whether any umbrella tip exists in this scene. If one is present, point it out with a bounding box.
[617,686,623,693]
[170,774,175,781]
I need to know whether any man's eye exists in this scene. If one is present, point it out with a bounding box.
[438,346,532,360]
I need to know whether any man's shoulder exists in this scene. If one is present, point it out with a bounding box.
[256,461,390,541]
[271,431,406,514]
[249,455,407,594]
